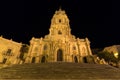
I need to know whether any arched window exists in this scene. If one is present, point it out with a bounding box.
[59,19,61,23]
[7,49,12,54]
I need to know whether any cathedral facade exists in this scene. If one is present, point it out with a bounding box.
[25,8,92,63]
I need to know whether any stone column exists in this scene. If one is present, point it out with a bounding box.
[35,56,40,63]
[85,38,92,55]
[79,56,83,63]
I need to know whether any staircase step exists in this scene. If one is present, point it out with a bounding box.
[0,62,120,79]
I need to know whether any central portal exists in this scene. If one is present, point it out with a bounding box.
[57,49,63,61]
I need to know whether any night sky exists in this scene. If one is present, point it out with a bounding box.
[1,0,119,48]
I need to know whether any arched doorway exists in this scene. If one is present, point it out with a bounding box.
[32,57,36,63]
[74,56,78,63]
[83,57,87,63]
[41,56,46,63]
[3,58,7,64]
[57,49,63,61]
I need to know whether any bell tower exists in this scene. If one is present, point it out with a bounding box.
[49,8,71,36]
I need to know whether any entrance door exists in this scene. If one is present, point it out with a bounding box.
[41,56,46,63]
[32,57,35,63]
[83,57,87,63]
[74,56,78,63]
[57,49,63,61]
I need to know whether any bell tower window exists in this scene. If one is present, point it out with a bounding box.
[58,30,62,35]
[59,19,61,23]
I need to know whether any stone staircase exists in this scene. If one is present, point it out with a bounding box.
[0,62,120,80]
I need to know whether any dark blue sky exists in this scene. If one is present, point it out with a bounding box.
[1,0,119,48]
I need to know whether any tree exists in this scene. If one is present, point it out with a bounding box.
[97,51,118,63]
[118,53,120,61]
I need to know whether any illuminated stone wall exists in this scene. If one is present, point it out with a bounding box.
[0,36,22,64]
[25,8,92,63]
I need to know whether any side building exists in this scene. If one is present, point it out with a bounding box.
[25,8,93,63]
[0,36,22,64]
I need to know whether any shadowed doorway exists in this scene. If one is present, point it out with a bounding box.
[41,56,46,63]
[32,57,36,63]
[83,57,87,63]
[74,56,78,63]
[57,49,63,61]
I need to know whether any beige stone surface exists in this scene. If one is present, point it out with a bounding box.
[0,36,22,64]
